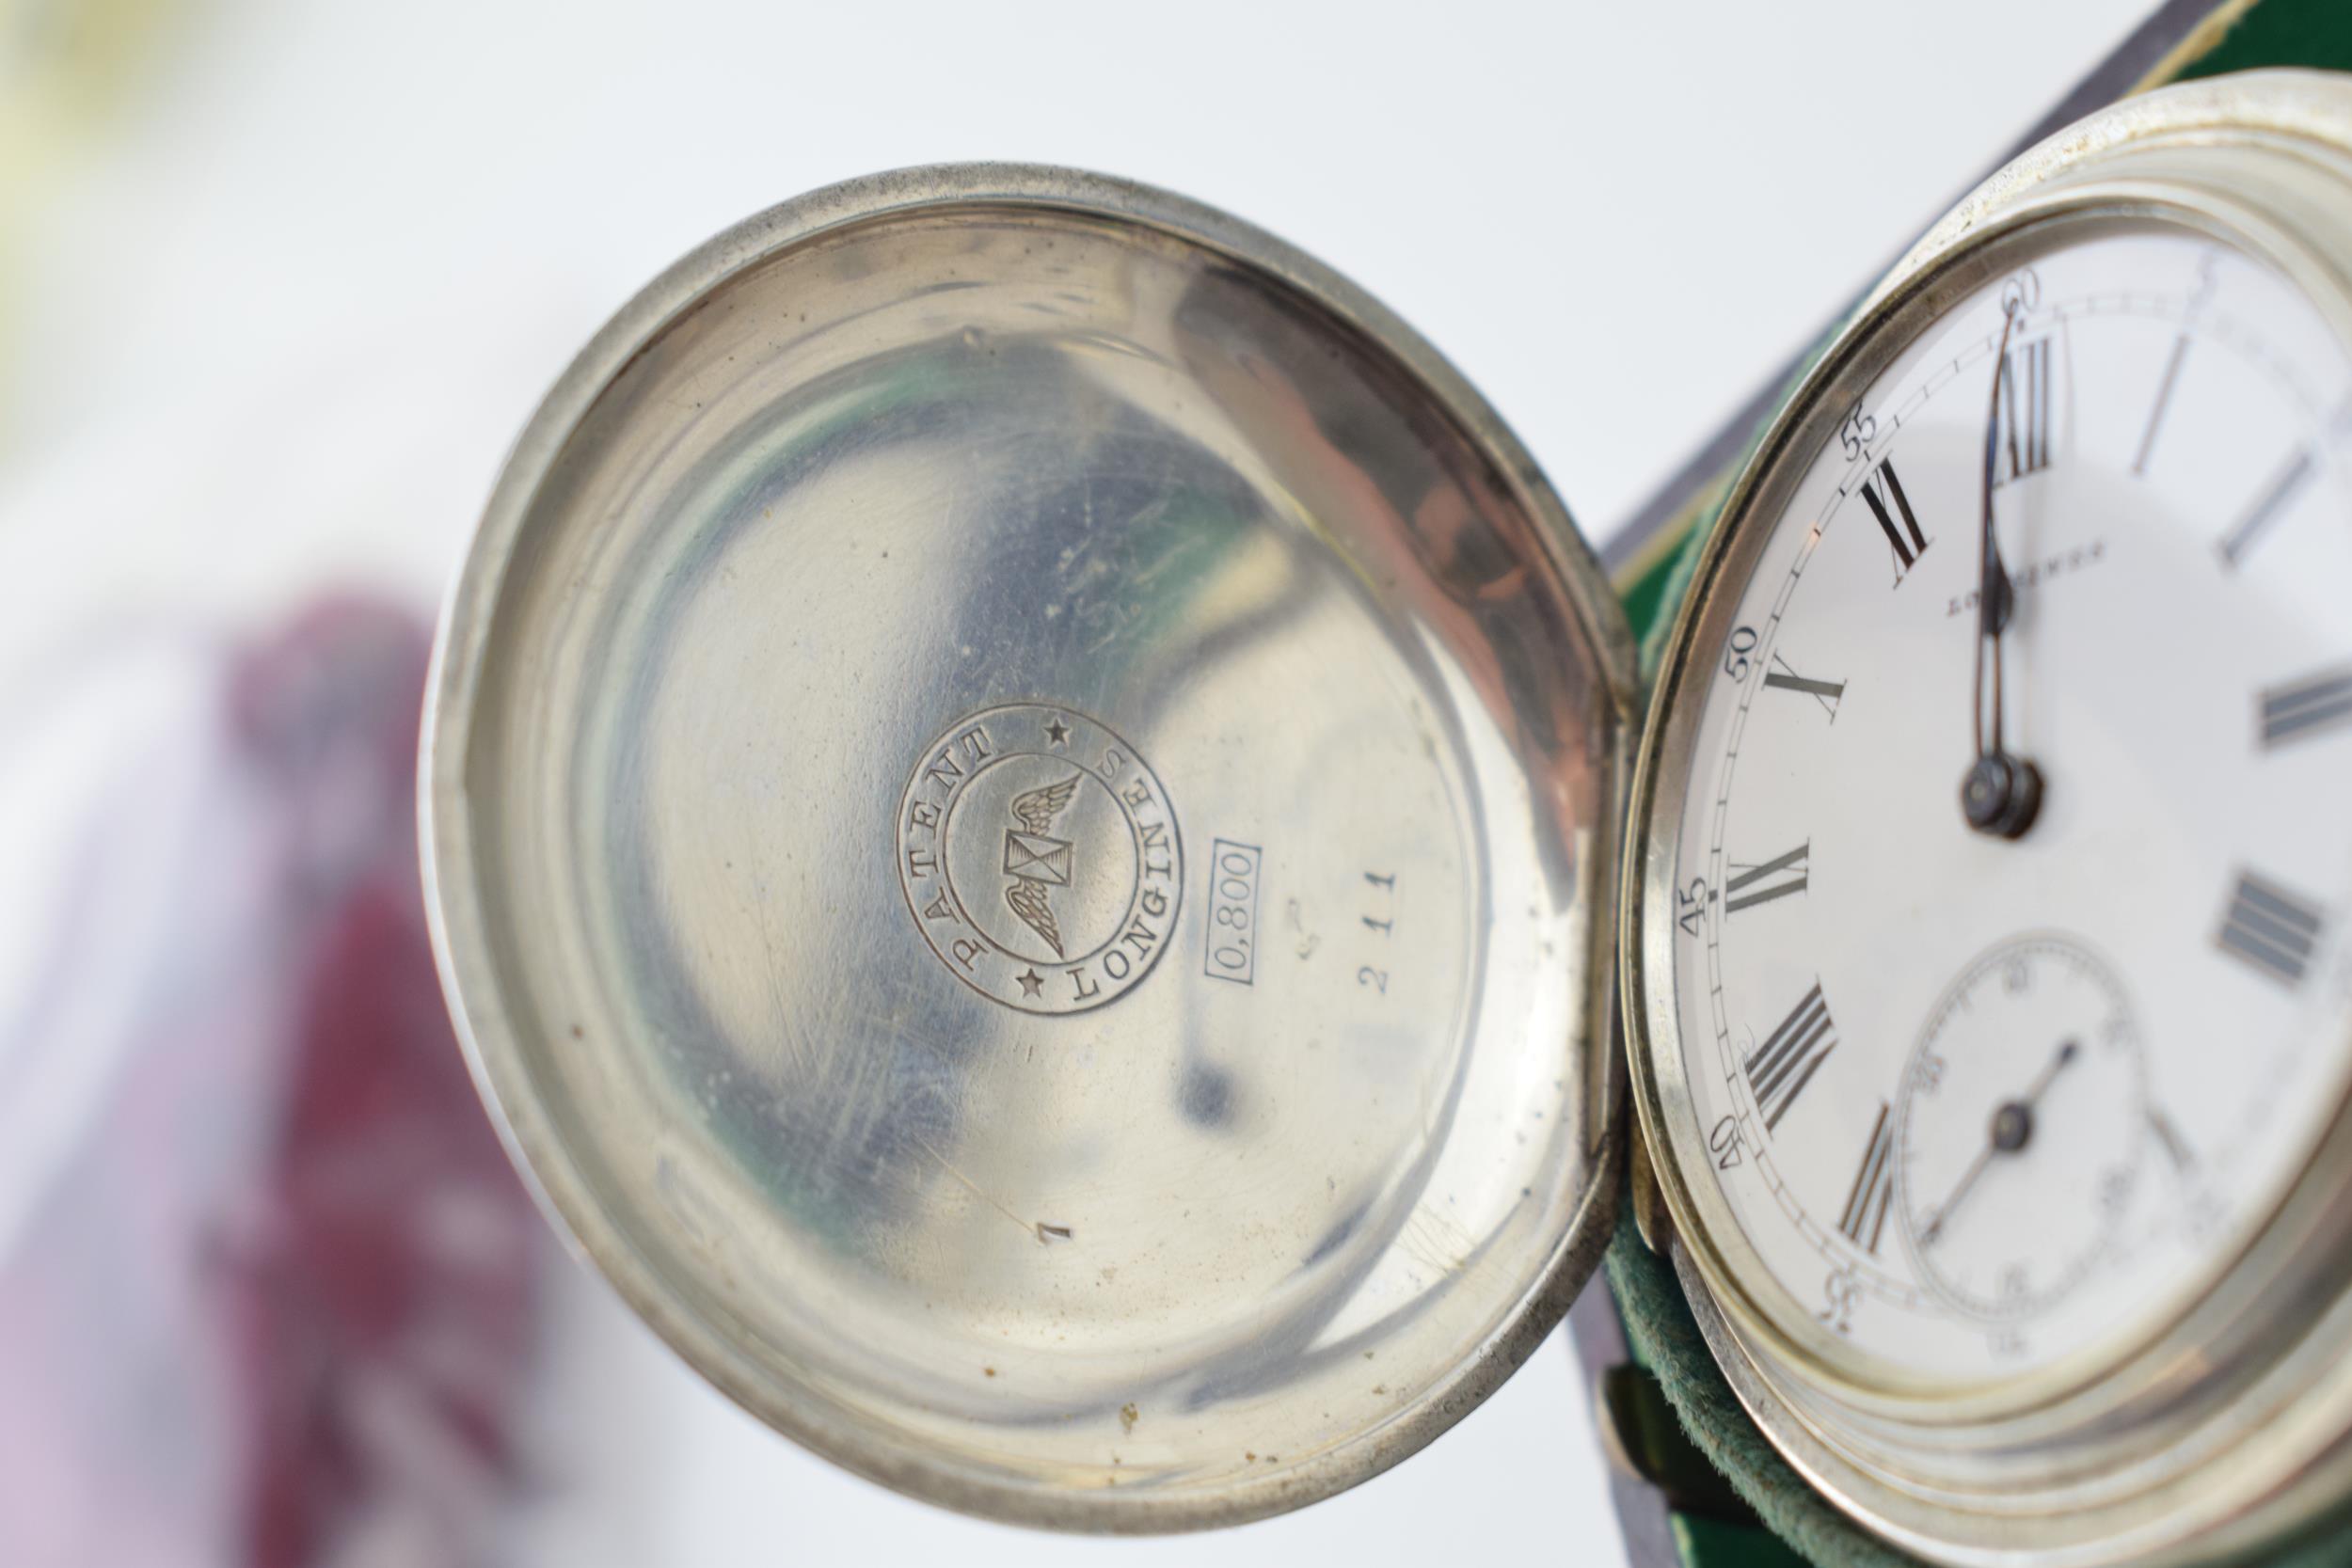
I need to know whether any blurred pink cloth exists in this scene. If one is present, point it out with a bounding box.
[0,599,540,1568]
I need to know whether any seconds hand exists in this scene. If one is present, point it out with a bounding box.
[1921,1038,2080,1246]
[1960,298,2046,839]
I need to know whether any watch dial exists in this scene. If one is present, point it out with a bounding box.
[1664,219,2352,1382]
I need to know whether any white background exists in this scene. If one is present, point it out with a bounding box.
[0,1,2150,1562]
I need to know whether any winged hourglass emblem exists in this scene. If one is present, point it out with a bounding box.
[1003,774,1081,956]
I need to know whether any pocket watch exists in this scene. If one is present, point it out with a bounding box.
[420,57,2352,1568]
[1625,70,2352,1565]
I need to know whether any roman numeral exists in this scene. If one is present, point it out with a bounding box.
[1995,338,2054,485]
[2217,869,2327,988]
[1763,654,1845,720]
[1859,458,1930,585]
[2218,447,2314,567]
[2261,664,2352,748]
[1837,1101,1897,1255]
[1746,982,1836,1132]
[1724,842,1810,914]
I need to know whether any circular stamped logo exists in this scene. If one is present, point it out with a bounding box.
[896,704,1183,1014]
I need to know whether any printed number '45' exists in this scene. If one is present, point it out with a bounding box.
[1677,876,1710,937]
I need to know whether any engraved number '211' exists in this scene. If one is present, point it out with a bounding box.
[1358,872,1394,994]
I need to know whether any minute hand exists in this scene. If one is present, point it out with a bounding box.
[1961,298,2045,840]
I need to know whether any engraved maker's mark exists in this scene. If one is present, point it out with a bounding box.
[895,704,1183,1015]
[1003,774,1080,956]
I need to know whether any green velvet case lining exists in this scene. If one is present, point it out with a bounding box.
[2174,0,2352,84]
[1603,2,2352,1561]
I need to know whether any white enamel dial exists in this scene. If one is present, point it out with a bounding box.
[1666,220,2352,1384]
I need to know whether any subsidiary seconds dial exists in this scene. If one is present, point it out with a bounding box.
[1895,934,2146,1323]
[1664,219,2352,1384]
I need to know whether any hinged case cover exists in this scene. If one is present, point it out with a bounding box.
[423,164,1637,1531]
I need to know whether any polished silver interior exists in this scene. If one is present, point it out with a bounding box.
[428,171,1629,1530]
